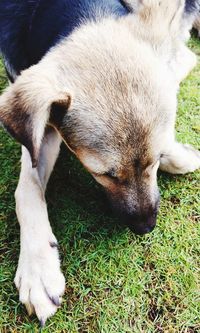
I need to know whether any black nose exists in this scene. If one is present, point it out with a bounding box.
[123,213,157,235]
[128,221,155,235]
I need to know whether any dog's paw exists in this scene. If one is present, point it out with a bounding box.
[160,144,200,174]
[14,238,65,326]
[182,145,200,173]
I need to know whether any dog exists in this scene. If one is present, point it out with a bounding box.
[0,0,200,326]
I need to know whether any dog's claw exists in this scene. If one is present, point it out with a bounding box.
[49,241,59,248]
[40,318,46,328]
[50,296,61,307]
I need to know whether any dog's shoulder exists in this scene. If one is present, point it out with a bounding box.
[28,0,128,66]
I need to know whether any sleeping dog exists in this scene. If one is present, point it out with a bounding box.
[0,0,200,325]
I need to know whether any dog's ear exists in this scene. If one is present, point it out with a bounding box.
[0,66,71,167]
[124,0,185,29]
[124,0,186,49]
[123,0,184,11]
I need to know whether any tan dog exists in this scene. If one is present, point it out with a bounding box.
[0,0,199,325]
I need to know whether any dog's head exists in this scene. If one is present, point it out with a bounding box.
[0,0,191,234]
[59,46,177,235]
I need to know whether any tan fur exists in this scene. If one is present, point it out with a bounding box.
[0,0,200,324]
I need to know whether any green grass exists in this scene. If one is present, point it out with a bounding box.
[0,37,200,333]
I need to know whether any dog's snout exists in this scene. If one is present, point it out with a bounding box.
[121,210,158,235]
[128,224,155,235]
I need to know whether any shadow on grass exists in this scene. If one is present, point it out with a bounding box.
[47,144,128,242]
[1,140,196,329]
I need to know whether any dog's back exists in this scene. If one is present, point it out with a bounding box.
[0,0,199,80]
[0,0,128,79]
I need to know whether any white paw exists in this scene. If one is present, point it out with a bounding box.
[182,145,200,173]
[14,237,65,326]
[160,145,200,174]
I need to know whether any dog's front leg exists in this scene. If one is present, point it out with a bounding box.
[14,130,65,326]
[160,141,200,174]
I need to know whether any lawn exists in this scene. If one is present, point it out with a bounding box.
[0,37,199,333]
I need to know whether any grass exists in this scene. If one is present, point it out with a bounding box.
[0,37,200,333]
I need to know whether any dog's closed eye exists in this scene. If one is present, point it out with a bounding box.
[93,171,119,181]
[92,169,120,188]
[103,169,119,181]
